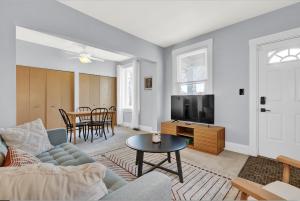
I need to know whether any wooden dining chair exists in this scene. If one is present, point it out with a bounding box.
[104,106,116,135]
[87,108,108,143]
[58,109,86,142]
[78,106,92,140]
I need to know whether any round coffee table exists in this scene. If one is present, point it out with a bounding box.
[126,134,187,183]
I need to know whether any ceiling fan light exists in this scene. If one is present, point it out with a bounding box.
[79,55,92,64]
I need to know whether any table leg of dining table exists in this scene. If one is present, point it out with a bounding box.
[112,113,116,135]
[72,115,77,144]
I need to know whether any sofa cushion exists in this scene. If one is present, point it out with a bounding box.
[104,169,128,193]
[0,137,8,166]
[37,143,95,166]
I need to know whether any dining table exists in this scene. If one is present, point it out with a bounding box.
[66,111,116,144]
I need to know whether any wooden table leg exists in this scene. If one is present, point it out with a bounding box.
[72,114,77,144]
[175,150,183,183]
[112,113,115,135]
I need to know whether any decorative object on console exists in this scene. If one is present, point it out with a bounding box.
[144,76,152,90]
[0,119,53,155]
[152,133,161,143]
[3,146,40,167]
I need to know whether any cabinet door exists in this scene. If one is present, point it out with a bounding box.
[60,71,74,127]
[99,76,116,108]
[29,68,46,125]
[79,73,90,107]
[16,66,30,125]
[46,70,62,129]
[89,75,100,109]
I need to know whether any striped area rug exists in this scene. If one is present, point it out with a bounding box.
[91,147,239,200]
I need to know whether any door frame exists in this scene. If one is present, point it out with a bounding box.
[249,27,300,156]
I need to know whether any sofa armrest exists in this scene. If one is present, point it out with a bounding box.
[102,171,172,201]
[47,129,67,146]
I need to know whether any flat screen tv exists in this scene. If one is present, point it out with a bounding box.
[171,95,214,124]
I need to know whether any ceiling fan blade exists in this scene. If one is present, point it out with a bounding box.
[89,56,104,62]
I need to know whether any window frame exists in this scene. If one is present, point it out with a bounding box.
[121,65,134,110]
[172,39,213,95]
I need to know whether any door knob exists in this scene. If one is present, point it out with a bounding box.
[261,108,271,112]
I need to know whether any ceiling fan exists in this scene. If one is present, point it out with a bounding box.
[66,52,105,64]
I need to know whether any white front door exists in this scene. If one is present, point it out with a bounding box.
[258,37,300,160]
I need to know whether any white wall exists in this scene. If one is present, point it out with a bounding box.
[16,39,116,111]
[163,3,300,146]
[0,0,163,128]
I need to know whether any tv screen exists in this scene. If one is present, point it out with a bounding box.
[171,95,214,124]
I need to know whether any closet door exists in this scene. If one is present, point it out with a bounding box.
[46,70,62,129]
[89,75,100,109]
[79,73,90,107]
[29,68,46,125]
[16,66,30,125]
[60,71,74,127]
[100,76,116,108]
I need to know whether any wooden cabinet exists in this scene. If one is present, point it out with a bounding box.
[160,121,225,155]
[79,73,116,109]
[16,66,74,129]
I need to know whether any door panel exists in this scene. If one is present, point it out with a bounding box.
[79,73,90,107]
[89,75,100,109]
[16,66,30,125]
[258,37,300,159]
[60,71,74,127]
[29,68,46,125]
[46,70,62,129]
[99,76,116,108]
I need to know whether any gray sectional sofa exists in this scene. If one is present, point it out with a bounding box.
[0,129,172,201]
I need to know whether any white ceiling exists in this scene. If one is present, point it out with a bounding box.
[16,26,132,62]
[58,0,299,47]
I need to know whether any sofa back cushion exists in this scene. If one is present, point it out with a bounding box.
[0,136,8,166]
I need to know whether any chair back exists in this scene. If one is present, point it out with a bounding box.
[91,108,108,123]
[59,109,71,127]
[107,106,116,121]
[78,106,91,122]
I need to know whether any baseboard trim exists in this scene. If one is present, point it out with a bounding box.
[225,142,256,156]
[139,125,153,132]
[121,122,131,128]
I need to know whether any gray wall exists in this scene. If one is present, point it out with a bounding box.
[17,40,116,76]
[0,0,163,129]
[140,60,156,129]
[122,59,157,130]
[163,3,300,145]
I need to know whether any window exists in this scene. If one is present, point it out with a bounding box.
[268,48,300,64]
[123,67,133,109]
[172,39,213,95]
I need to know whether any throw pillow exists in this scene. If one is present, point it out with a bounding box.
[3,146,40,167]
[0,163,108,200]
[0,119,53,155]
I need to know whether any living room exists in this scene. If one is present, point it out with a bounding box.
[1,0,300,200]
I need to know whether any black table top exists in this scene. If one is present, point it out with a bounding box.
[126,134,187,153]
